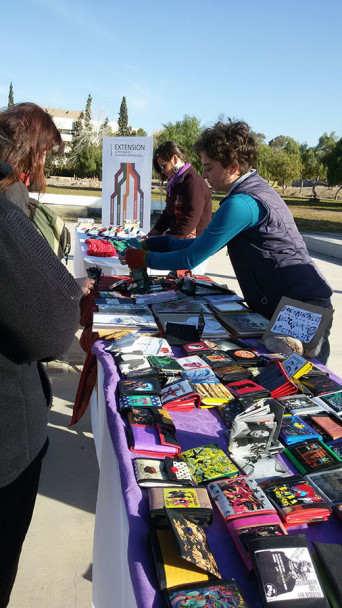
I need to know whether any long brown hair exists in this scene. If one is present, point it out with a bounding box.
[0,102,64,192]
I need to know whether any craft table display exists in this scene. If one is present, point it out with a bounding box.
[74,227,131,279]
[89,340,342,608]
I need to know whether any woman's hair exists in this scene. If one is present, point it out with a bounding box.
[0,102,64,192]
[153,141,188,179]
[194,120,257,174]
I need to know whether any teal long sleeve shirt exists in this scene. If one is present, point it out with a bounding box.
[146,193,267,270]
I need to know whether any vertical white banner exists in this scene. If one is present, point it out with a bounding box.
[102,136,153,232]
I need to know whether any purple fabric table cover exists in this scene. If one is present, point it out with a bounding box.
[92,339,342,608]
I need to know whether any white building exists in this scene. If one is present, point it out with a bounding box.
[45,108,118,145]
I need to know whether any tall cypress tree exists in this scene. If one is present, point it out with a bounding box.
[8,82,14,107]
[84,94,92,127]
[117,96,129,136]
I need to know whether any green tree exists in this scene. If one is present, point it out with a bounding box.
[117,96,130,136]
[131,127,147,137]
[257,137,302,192]
[8,82,14,107]
[69,95,104,178]
[155,115,202,172]
[323,138,342,199]
[300,133,337,199]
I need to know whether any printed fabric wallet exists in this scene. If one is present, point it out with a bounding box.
[119,377,161,396]
[179,443,239,485]
[165,579,250,608]
[133,456,194,487]
[148,486,213,526]
[126,407,180,457]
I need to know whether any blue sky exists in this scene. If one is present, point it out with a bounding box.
[1,0,341,146]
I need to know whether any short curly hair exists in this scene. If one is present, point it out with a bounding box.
[194,120,257,174]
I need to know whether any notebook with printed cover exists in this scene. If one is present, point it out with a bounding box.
[317,391,342,416]
[249,533,329,608]
[208,300,248,313]
[133,456,193,487]
[227,512,287,570]
[217,311,269,337]
[278,394,325,415]
[119,394,162,413]
[93,310,159,330]
[306,467,342,507]
[161,378,201,411]
[179,443,239,485]
[147,355,184,374]
[284,439,342,475]
[114,352,151,376]
[193,382,234,407]
[151,299,212,314]
[165,580,250,608]
[260,475,332,525]
[279,414,322,446]
[204,337,247,351]
[228,413,277,470]
[282,352,313,380]
[199,352,236,369]
[148,486,213,526]
[182,342,213,356]
[226,348,263,367]
[208,476,276,523]
[119,377,161,396]
[126,407,180,457]
[182,367,220,384]
[175,355,210,371]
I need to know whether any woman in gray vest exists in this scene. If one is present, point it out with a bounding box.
[121,120,333,364]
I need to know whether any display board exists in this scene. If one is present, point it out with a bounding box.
[102,137,153,232]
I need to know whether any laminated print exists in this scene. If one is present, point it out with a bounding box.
[166,579,250,608]
[165,509,221,579]
[179,443,239,485]
[251,536,327,606]
[208,476,275,522]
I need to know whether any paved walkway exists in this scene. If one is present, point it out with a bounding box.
[8,223,342,607]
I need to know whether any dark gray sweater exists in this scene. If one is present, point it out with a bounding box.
[0,193,82,487]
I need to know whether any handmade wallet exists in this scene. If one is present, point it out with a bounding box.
[148,486,213,526]
[126,407,180,457]
[133,456,194,487]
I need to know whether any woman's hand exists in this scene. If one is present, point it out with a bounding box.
[75,276,95,296]
[119,248,148,269]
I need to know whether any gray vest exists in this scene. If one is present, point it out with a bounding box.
[224,173,332,318]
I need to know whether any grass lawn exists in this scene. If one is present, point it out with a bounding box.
[46,186,342,233]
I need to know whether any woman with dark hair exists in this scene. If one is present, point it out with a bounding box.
[0,103,94,294]
[121,120,333,363]
[0,158,82,606]
[148,140,212,239]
